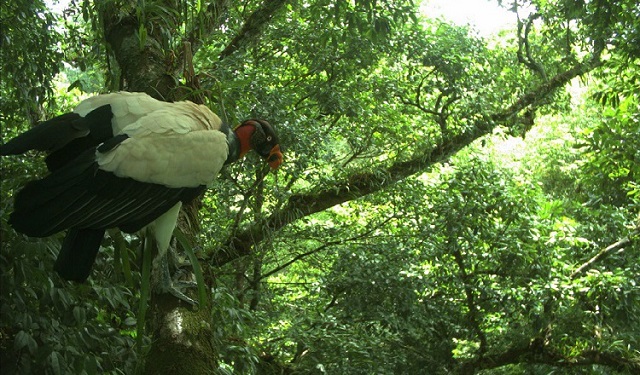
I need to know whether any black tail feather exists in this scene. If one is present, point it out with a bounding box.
[0,104,113,167]
[54,228,105,282]
[0,113,82,155]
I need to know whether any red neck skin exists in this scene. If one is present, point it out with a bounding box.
[235,124,255,157]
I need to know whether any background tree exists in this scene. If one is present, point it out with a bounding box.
[1,0,638,373]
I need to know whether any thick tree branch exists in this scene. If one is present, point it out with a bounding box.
[517,13,547,79]
[212,55,603,267]
[102,5,177,98]
[219,0,289,60]
[571,228,639,279]
[98,3,225,373]
[458,342,640,374]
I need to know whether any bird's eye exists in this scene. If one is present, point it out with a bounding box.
[266,136,272,142]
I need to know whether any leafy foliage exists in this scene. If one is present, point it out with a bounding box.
[0,0,63,127]
[1,0,639,374]
[0,209,141,374]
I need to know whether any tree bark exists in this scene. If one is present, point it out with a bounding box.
[458,343,640,374]
[102,2,177,98]
[218,0,289,59]
[571,229,638,279]
[143,294,218,374]
[99,2,223,373]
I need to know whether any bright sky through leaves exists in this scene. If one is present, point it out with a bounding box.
[421,0,517,35]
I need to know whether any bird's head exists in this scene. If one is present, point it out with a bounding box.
[234,119,283,169]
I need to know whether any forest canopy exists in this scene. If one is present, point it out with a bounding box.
[0,0,638,374]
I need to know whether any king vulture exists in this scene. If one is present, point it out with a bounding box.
[1,91,283,286]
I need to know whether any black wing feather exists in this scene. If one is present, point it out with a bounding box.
[45,105,114,170]
[0,105,113,161]
[9,149,205,237]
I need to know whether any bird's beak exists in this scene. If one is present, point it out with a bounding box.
[267,144,283,169]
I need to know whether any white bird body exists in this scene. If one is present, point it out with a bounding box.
[75,92,219,133]
[72,92,228,188]
[1,92,283,283]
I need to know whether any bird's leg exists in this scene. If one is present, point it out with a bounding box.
[167,245,198,289]
[154,250,198,306]
[170,271,198,290]
[147,202,198,306]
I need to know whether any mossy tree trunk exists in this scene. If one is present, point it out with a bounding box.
[97,0,287,372]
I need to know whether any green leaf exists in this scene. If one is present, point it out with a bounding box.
[123,316,137,326]
[73,306,86,324]
[50,351,62,375]
[67,79,84,92]
[174,228,208,307]
[137,237,153,351]
[14,330,30,351]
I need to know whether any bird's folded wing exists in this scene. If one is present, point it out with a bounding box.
[9,148,206,237]
[9,108,227,237]
[97,109,229,188]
